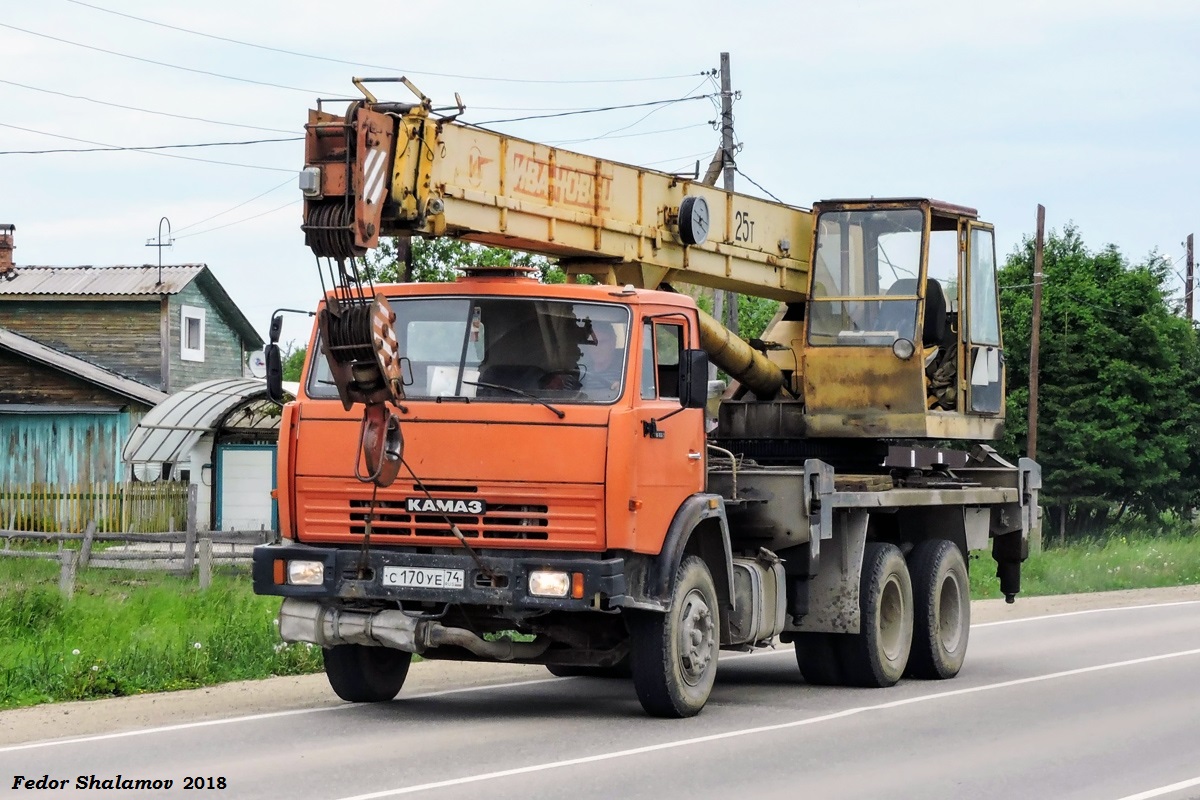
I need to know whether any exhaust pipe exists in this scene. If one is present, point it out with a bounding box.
[278,599,549,661]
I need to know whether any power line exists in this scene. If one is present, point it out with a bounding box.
[640,150,714,168]
[0,132,300,156]
[64,0,707,86]
[584,78,712,140]
[733,167,785,204]
[173,177,296,234]
[547,122,710,146]
[175,199,300,240]
[0,78,293,134]
[0,123,296,172]
[0,22,350,97]
[473,93,716,125]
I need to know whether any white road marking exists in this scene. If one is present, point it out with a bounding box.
[1113,776,1200,800]
[972,599,1200,628]
[331,646,1200,799]
[0,677,566,754]
[0,598,1194,754]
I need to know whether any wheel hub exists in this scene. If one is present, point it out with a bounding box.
[939,572,964,653]
[879,575,905,661]
[678,589,715,686]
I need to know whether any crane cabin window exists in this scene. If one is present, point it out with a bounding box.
[808,208,925,347]
[306,297,630,404]
[968,228,1001,346]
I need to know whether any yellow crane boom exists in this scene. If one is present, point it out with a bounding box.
[300,80,812,303]
[298,79,1009,442]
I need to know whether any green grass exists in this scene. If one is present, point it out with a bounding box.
[0,559,321,709]
[970,531,1200,600]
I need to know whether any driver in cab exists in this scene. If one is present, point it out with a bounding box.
[580,321,624,397]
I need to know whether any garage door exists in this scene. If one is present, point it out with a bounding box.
[216,444,276,531]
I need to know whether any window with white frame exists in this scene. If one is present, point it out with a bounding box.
[181,305,206,362]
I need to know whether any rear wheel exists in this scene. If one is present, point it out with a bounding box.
[906,539,970,679]
[793,632,843,686]
[837,542,913,688]
[628,556,720,718]
[323,644,412,703]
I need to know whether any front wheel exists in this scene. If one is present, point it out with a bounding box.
[628,556,720,718]
[906,539,970,679]
[323,644,412,703]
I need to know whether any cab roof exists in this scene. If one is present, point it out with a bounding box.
[816,198,979,219]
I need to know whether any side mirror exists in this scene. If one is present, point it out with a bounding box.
[269,313,284,344]
[265,342,285,405]
[677,349,709,409]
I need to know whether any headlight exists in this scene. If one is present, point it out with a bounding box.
[287,560,325,586]
[529,570,570,598]
[892,338,916,360]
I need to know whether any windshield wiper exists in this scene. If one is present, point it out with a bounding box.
[460,381,565,419]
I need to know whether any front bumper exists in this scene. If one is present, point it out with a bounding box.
[252,542,629,612]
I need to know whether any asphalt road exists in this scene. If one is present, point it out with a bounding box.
[3,589,1200,800]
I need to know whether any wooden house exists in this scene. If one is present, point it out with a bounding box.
[0,263,262,393]
[0,230,265,527]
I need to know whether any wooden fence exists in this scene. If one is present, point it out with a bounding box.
[0,525,275,595]
[0,481,190,534]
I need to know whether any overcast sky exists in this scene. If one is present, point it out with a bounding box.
[2,0,1197,347]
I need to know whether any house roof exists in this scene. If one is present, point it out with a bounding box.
[0,326,168,407]
[0,265,206,295]
[122,377,286,464]
[0,265,264,349]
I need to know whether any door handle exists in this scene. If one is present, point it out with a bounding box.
[687,452,703,460]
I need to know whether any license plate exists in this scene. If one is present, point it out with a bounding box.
[382,566,465,590]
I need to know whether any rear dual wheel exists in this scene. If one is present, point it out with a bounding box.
[790,542,913,688]
[906,539,970,679]
[837,542,914,687]
[794,539,970,687]
[794,632,842,686]
[546,659,632,679]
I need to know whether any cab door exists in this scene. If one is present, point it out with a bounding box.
[631,318,706,546]
[964,223,1003,414]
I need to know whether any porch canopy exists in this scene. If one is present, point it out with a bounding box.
[122,377,286,465]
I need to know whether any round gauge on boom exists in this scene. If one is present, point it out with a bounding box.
[678,196,710,246]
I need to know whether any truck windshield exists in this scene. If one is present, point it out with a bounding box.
[808,208,925,346]
[307,297,631,404]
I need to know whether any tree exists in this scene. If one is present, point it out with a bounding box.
[281,342,306,382]
[364,238,562,284]
[998,224,1200,536]
[692,292,780,342]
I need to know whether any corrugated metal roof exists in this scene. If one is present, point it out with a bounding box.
[122,378,286,465]
[0,265,206,296]
[0,264,264,349]
[0,326,168,406]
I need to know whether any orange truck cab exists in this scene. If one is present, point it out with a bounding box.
[253,272,732,708]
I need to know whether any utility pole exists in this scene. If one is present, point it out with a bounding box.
[1028,204,1045,462]
[1187,233,1194,322]
[718,52,738,337]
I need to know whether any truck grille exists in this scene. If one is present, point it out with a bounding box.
[296,478,604,549]
[349,498,551,540]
